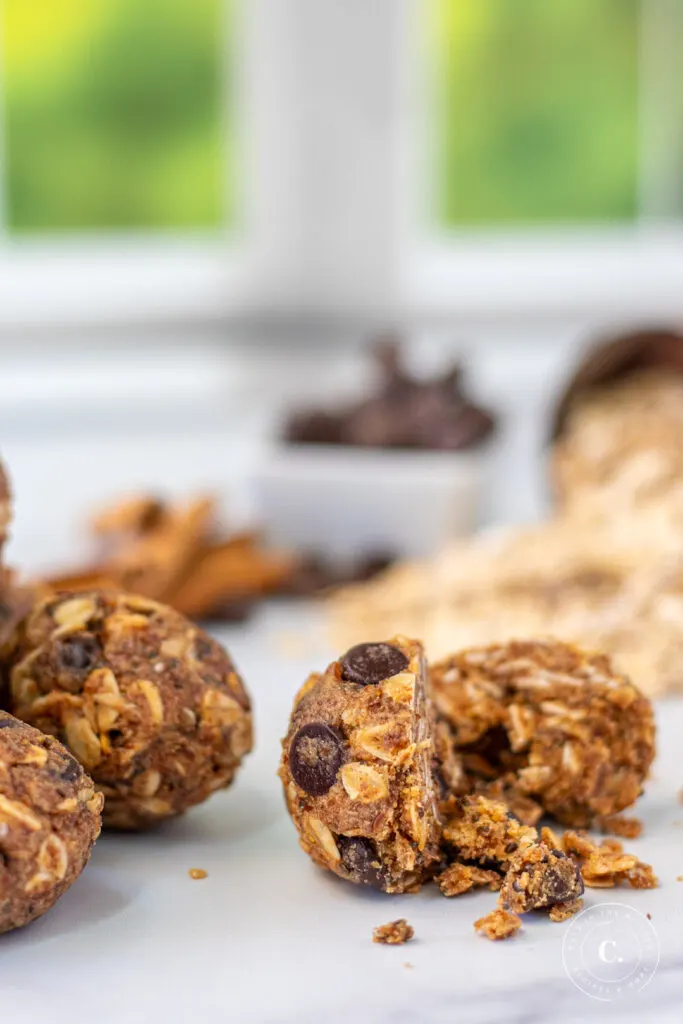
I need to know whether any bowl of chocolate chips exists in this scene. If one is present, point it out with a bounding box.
[250,338,497,564]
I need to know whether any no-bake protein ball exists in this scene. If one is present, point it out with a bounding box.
[4,591,253,829]
[280,637,442,893]
[432,639,656,828]
[0,710,102,934]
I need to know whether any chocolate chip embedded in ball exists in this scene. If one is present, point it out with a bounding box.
[289,722,345,796]
[340,642,409,686]
[57,633,101,673]
[538,858,584,908]
[58,754,84,783]
[338,835,386,890]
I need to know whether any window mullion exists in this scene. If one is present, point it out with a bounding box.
[248,0,407,318]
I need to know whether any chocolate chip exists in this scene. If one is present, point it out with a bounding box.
[59,755,83,782]
[289,722,344,796]
[541,861,584,906]
[282,339,496,453]
[58,634,101,673]
[194,637,214,661]
[338,836,386,890]
[340,643,409,686]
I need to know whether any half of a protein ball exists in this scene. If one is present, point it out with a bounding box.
[280,637,443,893]
[4,590,253,829]
[0,710,103,934]
[431,638,656,828]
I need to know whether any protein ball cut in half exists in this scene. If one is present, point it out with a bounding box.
[0,710,103,934]
[5,591,253,829]
[279,637,442,893]
[431,639,656,828]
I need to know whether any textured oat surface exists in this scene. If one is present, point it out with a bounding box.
[439,794,586,917]
[279,637,442,893]
[4,590,253,829]
[498,844,584,914]
[0,709,102,934]
[545,827,658,891]
[551,369,683,515]
[432,639,655,828]
[473,908,522,941]
[372,918,414,945]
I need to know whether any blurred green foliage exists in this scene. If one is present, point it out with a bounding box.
[430,0,641,225]
[2,0,230,232]
[1,0,642,233]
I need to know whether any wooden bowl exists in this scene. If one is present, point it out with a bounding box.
[551,325,683,442]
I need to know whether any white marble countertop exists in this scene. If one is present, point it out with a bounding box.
[0,602,681,1024]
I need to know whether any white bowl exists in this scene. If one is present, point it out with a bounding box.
[249,444,486,561]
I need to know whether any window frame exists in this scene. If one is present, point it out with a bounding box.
[403,0,683,322]
[0,0,681,333]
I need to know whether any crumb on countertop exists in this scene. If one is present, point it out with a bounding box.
[189,868,208,880]
[436,862,502,897]
[598,814,643,840]
[373,919,414,945]
[560,831,658,890]
[549,898,584,922]
[474,908,522,941]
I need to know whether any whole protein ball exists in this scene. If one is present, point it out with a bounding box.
[5,591,253,829]
[0,710,103,934]
[431,639,656,828]
[279,636,443,893]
